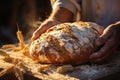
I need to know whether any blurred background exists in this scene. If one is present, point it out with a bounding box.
[0,0,52,46]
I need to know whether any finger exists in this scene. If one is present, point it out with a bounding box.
[95,28,112,47]
[90,37,115,60]
[91,53,109,63]
[91,48,114,63]
[31,25,48,41]
[31,20,60,41]
[90,46,116,63]
[31,28,42,41]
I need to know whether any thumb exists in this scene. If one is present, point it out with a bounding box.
[95,31,111,47]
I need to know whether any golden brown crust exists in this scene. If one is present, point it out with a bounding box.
[30,21,104,65]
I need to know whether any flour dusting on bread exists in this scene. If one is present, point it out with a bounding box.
[30,21,104,64]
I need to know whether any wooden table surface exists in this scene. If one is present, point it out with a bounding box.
[0,47,120,80]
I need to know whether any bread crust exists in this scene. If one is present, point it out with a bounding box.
[30,21,104,65]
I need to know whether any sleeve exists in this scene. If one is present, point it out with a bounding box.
[51,0,80,16]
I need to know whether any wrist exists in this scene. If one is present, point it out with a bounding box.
[50,7,73,23]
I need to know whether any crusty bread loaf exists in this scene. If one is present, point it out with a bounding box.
[30,21,104,65]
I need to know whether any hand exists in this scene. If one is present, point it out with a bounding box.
[89,22,120,63]
[31,7,73,41]
[31,19,61,41]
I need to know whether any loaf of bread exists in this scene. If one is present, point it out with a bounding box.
[30,22,104,65]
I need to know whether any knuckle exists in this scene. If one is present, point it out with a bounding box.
[96,36,106,46]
